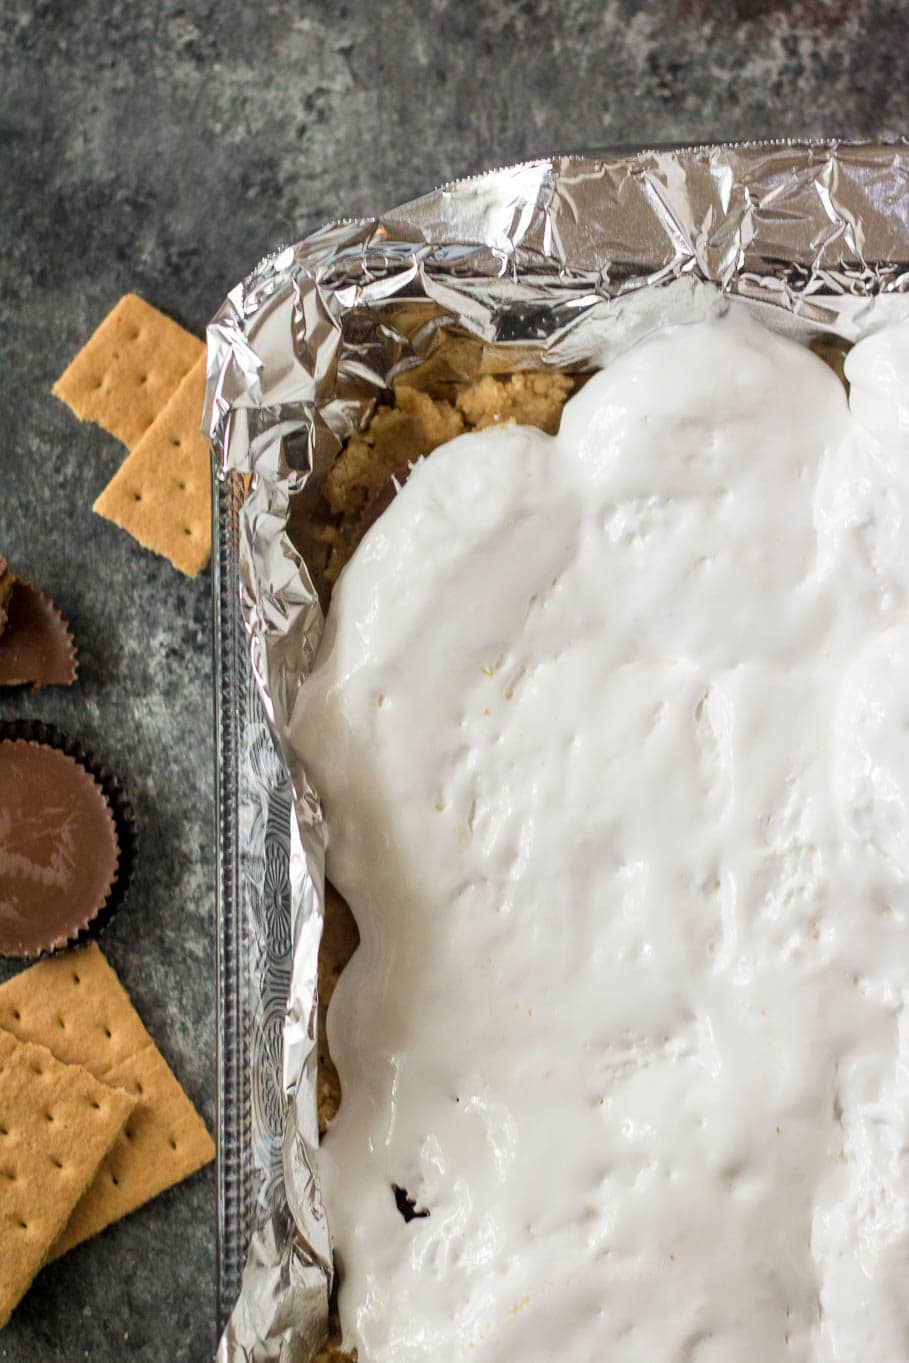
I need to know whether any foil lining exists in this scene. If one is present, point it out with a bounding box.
[206,143,909,1362]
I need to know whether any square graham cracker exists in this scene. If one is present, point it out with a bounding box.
[92,354,212,576]
[53,294,203,450]
[0,945,214,1258]
[0,1030,135,1327]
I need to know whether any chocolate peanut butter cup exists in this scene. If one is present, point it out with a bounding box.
[0,579,77,689]
[0,725,134,956]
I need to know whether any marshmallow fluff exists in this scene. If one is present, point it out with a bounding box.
[291,310,909,1363]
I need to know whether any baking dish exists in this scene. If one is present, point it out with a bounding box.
[210,141,909,1359]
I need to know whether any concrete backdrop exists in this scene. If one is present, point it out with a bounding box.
[2,0,907,1358]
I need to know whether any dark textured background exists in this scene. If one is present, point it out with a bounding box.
[1,1,907,1359]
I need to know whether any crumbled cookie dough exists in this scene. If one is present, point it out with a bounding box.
[325,387,464,519]
[454,369,575,434]
[316,370,576,584]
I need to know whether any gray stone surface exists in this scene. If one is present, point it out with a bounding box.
[1,0,907,1359]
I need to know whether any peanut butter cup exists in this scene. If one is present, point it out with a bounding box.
[0,578,77,689]
[0,738,120,956]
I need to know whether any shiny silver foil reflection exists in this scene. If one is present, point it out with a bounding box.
[206,143,909,1363]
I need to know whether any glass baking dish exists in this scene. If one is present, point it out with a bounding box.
[209,140,909,1353]
[213,468,293,1334]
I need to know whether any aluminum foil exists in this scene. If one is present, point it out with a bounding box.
[206,142,909,1363]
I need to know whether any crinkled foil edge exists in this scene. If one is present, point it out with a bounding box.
[207,142,909,1363]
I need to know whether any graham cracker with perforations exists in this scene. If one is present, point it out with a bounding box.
[0,944,214,1257]
[92,355,211,576]
[53,293,212,576]
[52,293,202,450]
[0,1029,135,1327]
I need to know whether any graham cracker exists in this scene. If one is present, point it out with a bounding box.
[53,294,203,449]
[0,944,214,1257]
[92,354,211,576]
[0,1029,135,1327]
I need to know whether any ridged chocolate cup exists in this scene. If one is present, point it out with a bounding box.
[0,721,136,957]
[0,579,78,689]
